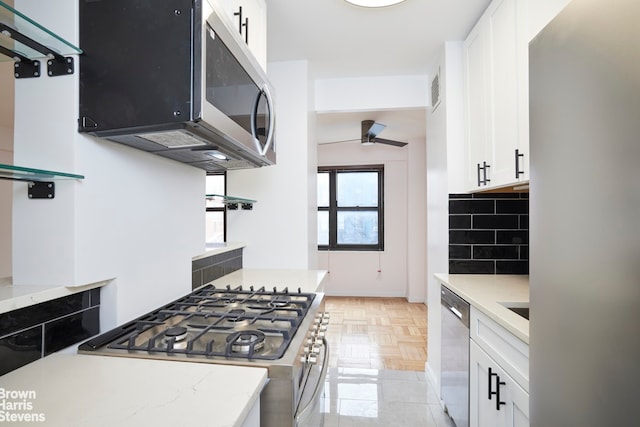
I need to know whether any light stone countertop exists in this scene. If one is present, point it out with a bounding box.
[193,241,247,261]
[0,353,267,427]
[435,274,529,343]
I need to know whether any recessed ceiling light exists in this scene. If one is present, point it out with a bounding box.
[344,0,407,8]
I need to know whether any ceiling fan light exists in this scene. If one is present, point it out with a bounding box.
[344,0,407,8]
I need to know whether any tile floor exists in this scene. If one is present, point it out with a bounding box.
[317,297,455,426]
[317,367,455,427]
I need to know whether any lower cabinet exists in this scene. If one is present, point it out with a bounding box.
[470,340,529,427]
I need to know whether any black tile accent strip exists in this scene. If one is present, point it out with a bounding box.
[449,193,529,275]
[0,325,42,376]
[44,307,99,355]
[192,248,244,289]
[0,289,101,376]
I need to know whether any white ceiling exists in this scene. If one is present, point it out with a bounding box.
[266,0,491,146]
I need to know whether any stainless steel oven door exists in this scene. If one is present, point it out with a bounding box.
[295,337,330,427]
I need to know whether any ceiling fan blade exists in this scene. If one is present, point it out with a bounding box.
[362,120,387,139]
[320,138,360,145]
[372,137,408,147]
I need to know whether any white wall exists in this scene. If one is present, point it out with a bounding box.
[315,75,428,300]
[0,60,13,279]
[425,42,465,395]
[12,0,204,329]
[317,141,412,298]
[227,60,316,269]
[315,75,429,113]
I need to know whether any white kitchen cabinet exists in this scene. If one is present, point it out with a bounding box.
[470,340,530,427]
[219,0,267,70]
[470,306,529,426]
[463,0,529,191]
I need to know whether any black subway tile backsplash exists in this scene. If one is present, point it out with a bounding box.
[473,245,520,260]
[496,260,529,274]
[449,245,472,260]
[0,288,101,376]
[473,214,519,230]
[496,199,529,214]
[449,230,496,245]
[497,230,529,245]
[449,199,495,214]
[449,193,529,275]
[449,215,471,229]
[449,260,496,274]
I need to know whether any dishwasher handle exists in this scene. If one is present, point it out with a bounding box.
[448,305,463,319]
[441,285,470,326]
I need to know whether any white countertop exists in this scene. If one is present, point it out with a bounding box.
[0,279,110,315]
[0,353,267,427]
[0,269,326,426]
[435,274,529,343]
[207,268,328,293]
[193,242,247,261]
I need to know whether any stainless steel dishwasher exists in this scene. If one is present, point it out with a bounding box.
[441,284,470,427]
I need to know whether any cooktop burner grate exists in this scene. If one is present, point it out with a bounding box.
[102,284,315,360]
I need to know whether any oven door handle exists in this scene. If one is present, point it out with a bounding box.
[295,337,330,424]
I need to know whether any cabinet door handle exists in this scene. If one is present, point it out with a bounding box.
[495,375,506,411]
[483,161,490,184]
[515,149,525,179]
[233,6,243,35]
[489,367,507,410]
[488,367,497,400]
[477,161,491,186]
[243,17,249,44]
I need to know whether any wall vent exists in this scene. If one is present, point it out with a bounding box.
[431,67,441,111]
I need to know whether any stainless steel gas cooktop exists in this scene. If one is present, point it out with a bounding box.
[79,284,316,361]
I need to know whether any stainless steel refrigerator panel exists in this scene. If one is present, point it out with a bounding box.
[529,0,640,425]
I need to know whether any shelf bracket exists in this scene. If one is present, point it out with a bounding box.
[46,55,74,77]
[0,21,76,78]
[28,181,55,199]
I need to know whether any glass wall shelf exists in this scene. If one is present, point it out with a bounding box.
[0,163,84,182]
[206,194,256,210]
[0,0,81,77]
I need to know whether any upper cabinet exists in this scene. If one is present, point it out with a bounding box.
[219,0,267,71]
[462,0,572,192]
[463,0,529,191]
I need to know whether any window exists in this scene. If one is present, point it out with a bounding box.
[317,165,384,251]
[206,173,226,244]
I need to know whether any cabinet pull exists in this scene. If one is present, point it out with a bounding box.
[488,367,507,410]
[495,375,506,411]
[515,149,525,179]
[477,161,491,186]
[488,367,497,400]
[243,17,249,44]
[483,161,491,185]
[233,6,243,36]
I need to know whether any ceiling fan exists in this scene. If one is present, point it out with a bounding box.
[323,120,408,147]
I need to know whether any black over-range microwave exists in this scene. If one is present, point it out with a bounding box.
[78,0,276,171]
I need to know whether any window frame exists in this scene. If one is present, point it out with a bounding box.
[317,165,384,251]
